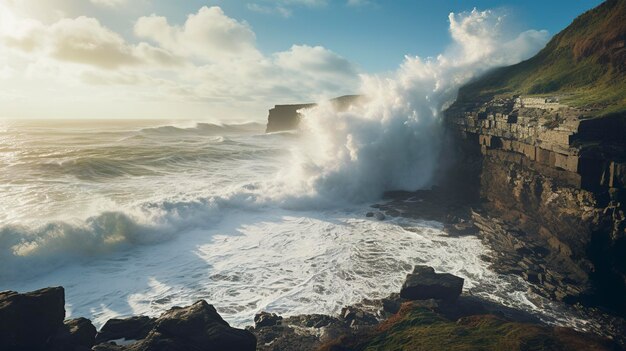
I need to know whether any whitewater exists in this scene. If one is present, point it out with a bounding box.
[0,7,600,334]
[0,118,595,333]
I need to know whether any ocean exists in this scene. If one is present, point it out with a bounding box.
[0,119,586,329]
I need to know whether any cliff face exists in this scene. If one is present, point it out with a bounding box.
[265,95,363,133]
[442,1,626,316]
[266,103,316,133]
[444,95,625,312]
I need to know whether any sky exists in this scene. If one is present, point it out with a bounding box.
[0,0,604,121]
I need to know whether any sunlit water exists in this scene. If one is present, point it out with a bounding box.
[0,120,593,330]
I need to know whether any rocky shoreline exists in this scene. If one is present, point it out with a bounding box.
[374,188,626,348]
[2,262,621,350]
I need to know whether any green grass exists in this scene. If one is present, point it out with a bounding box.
[456,0,626,116]
[320,302,615,351]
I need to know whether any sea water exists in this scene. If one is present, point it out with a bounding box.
[0,119,591,330]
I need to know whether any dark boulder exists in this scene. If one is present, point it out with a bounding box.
[95,316,156,344]
[400,266,464,302]
[128,300,256,351]
[0,287,65,351]
[50,317,97,351]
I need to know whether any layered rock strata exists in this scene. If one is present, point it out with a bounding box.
[443,95,626,314]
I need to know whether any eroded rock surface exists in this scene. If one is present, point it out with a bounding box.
[400,266,464,302]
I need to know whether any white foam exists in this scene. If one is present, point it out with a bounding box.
[0,8,595,337]
[279,9,548,202]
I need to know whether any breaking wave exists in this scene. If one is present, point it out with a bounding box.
[284,9,549,201]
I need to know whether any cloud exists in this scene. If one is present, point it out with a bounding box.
[49,17,138,68]
[135,6,260,62]
[283,8,550,202]
[0,4,360,119]
[0,14,183,70]
[247,3,292,17]
[275,45,358,79]
[447,9,549,65]
[90,0,127,7]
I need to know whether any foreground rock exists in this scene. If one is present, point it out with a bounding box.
[95,316,156,344]
[95,300,256,351]
[400,265,464,302]
[0,287,89,351]
[0,287,255,351]
[251,265,620,350]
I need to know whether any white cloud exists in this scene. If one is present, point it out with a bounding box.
[49,17,138,68]
[135,6,261,62]
[0,4,360,119]
[247,3,292,17]
[90,0,127,7]
[275,45,358,79]
[0,14,183,70]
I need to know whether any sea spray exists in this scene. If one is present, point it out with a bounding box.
[283,9,549,202]
[0,9,571,331]
[0,10,550,281]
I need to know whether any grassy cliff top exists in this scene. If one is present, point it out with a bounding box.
[457,0,626,116]
[320,302,615,351]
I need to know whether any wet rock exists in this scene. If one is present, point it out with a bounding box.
[130,300,256,351]
[340,306,378,327]
[93,344,128,351]
[96,316,156,344]
[0,287,65,351]
[254,312,282,328]
[386,209,401,217]
[284,314,339,329]
[400,266,464,302]
[365,212,374,217]
[381,293,403,314]
[374,212,386,221]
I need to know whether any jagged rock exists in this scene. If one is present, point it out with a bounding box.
[50,317,96,351]
[400,266,464,302]
[93,344,128,351]
[0,287,66,351]
[95,316,156,344]
[284,314,340,329]
[340,306,377,327]
[254,312,282,328]
[381,293,403,314]
[128,300,256,351]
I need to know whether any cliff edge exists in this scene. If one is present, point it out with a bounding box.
[444,0,626,316]
[265,95,363,133]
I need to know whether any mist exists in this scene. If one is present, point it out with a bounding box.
[285,9,549,202]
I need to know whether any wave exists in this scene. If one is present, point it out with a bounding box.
[138,122,264,137]
[282,9,549,202]
[28,140,283,181]
[0,189,265,282]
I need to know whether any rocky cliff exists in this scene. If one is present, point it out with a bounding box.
[443,0,626,316]
[265,95,363,133]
